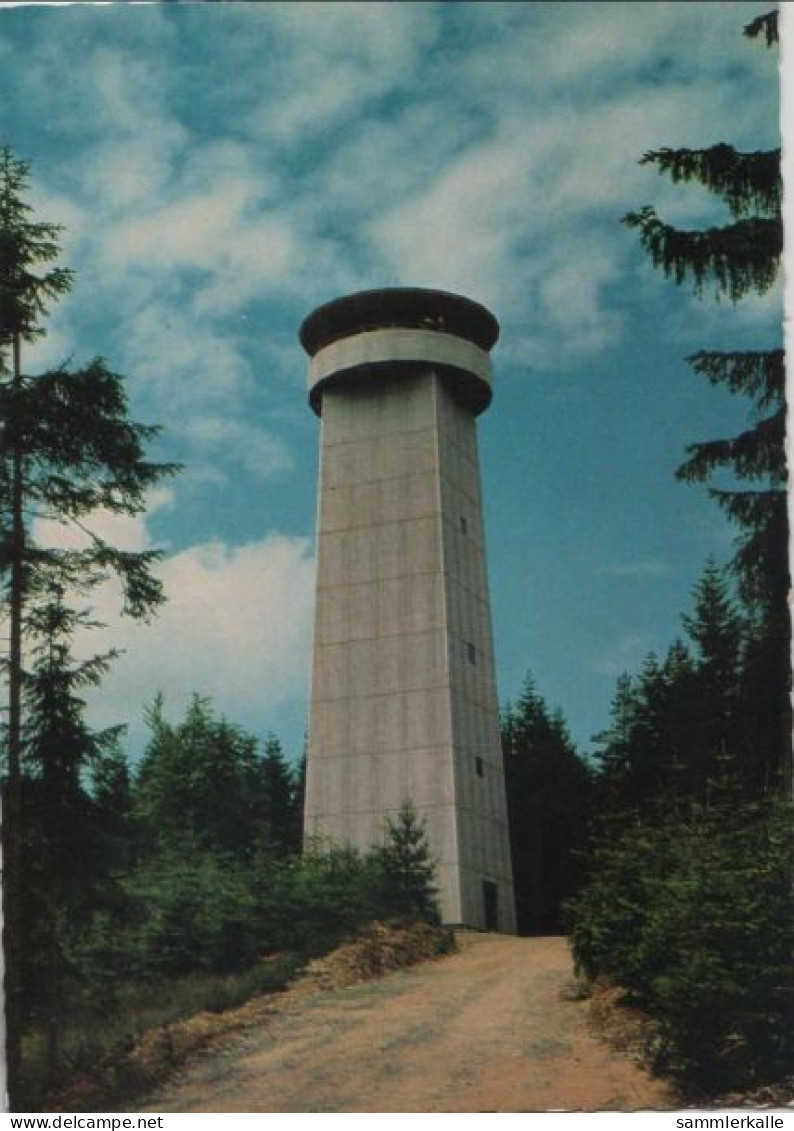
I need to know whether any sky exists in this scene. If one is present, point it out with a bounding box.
[0,0,785,765]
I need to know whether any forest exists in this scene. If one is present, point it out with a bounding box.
[1,7,790,1114]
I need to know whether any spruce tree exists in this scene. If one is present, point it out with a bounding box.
[502,675,592,934]
[259,734,301,855]
[0,147,73,1093]
[374,800,440,923]
[680,561,744,793]
[592,673,638,809]
[0,147,177,1104]
[623,14,788,794]
[21,577,130,1071]
[571,19,791,1092]
[135,697,299,861]
[594,564,749,810]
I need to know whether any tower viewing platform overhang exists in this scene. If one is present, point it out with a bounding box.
[300,287,499,417]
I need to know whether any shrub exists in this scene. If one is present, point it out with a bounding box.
[568,796,794,1094]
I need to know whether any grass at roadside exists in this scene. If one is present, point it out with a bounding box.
[26,921,455,1113]
[22,954,304,1113]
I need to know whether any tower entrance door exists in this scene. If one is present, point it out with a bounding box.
[483,880,498,931]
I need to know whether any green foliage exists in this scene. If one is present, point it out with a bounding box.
[623,208,780,302]
[569,795,794,1093]
[122,846,261,977]
[18,579,135,1070]
[743,10,778,45]
[0,148,178,1102]
[0,147,72,347]
[19,955,302,1112]
[371,801,441,924]
[622,19,788,793]
[281,843,383,954]
[636,145,780,219]
[503,675,593,934]
[624,128,781,304]
[134,695,302,859]
[260,734,303,855]
[3,148,445,1108]
[581,560,791,1095]
[570,22,791,1099]
[593,560,778,812]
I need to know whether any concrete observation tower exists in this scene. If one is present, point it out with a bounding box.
[300,288,516,933]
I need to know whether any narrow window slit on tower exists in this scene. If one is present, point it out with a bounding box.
[467,642,476,664]
[460,515,468,534]
[475,756,484,778]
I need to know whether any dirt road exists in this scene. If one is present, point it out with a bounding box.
[143,934,674,1112]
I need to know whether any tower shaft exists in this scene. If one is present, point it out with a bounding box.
[302,290,515,931]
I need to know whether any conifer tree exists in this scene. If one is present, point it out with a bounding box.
[681,561,744,792]
[0,148,73,1091]
[21,576,131,1070]
[374,800,440,923]
[0,146,177,1103]
[135,697,300,860]
[570,15,791,1094]
[502,675,592,934]
[594,563,749,809]
[592,673,637,807]
[259,734,301,855]
[623,14,788,793]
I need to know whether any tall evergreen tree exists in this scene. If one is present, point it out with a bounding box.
[571,21,790,1093]
[0,145,73,1093]
[372,800,440,924]
[592,672,637,807]
[0,147,177,1104]
[502,675,592,934]
[594,562,749,810]
[135,696,300,861]
[259,734,302,855]
[20,577,129,1071]
[680,561,744,792]
[623,14,788,794]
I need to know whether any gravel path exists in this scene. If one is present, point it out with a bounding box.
[142,933,674,1113]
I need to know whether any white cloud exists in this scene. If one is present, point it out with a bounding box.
[455,1,774,137]
[366,117,630,353]
[536,243,623,356]
[32,488,175,556]
[102,175,297,312]
[122,303,255,412]
[368,133,534,311]
[84,533,316,751]
[241,1,440,142]
[28,491,314,753]
[303,103,478,229]
[80,131,185,214]
[0,0,780,764]
[181,415,293,480]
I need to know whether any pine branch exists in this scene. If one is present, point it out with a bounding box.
[639,145,781,218]
[706,488,789,608]
[676,408,786,483]
[0,148,74,342]
[623,208,781,300]
[708,486,787,527]
[686,349,784,409]
[744,10,778,46]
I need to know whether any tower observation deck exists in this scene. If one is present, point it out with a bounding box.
[301,288,516,932]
